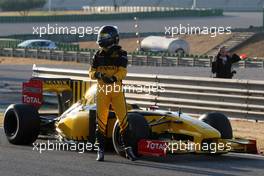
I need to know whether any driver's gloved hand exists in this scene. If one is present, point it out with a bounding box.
[102,76,117,84]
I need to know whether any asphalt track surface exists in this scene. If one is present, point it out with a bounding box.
[0,128,264,176]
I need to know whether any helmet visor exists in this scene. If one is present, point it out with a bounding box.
[97,32,111,44]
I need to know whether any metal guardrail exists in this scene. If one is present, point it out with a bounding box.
[32,65,264,121]
[1,48,264,68]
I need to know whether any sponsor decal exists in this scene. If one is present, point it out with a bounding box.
[138,139,168,157]
[22,79,43,107]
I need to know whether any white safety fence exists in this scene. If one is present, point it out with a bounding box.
[32,65,264,121]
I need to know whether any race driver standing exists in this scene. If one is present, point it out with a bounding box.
[89,25,137,162]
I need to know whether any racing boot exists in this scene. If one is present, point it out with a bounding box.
[96,131,105,161]
[122,128,137,161]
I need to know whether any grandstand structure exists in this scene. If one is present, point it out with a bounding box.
[43,0,264,11]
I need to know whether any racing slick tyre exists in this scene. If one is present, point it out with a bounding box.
[199,112,233,139]
[112,113,150,157]
[3,104,40,145]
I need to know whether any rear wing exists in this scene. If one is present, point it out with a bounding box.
[22,77,94,109]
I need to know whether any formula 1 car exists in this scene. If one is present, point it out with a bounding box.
[3,77,257,157]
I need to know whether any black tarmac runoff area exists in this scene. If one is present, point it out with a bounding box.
[1,128,264,176]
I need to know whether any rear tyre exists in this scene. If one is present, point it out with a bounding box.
[199,112,233,139]
[4,104,40,145]
[112,113,150,157]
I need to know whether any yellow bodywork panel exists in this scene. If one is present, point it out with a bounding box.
[83,84,97,105]
[43,80,71,93]
[143,114,221,143]
[57,111,90,140]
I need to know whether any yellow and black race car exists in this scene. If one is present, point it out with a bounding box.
[3,78,257,157]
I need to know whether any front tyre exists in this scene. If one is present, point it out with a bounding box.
[199,112,233,139]
[112,113,150,157]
